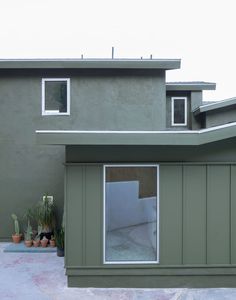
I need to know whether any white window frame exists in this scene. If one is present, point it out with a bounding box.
[171,97,187,126]
[103,164,159,265]
[42,78,70,116]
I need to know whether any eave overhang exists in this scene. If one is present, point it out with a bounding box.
[36,122,236,146]
[166,82,216,91]
[194,97,236,116]
[0,59,181,70]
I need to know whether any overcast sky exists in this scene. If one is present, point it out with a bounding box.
[0,0,235,101]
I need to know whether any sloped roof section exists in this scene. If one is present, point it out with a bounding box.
[202,101,217,105]
[166,81,216,91]
[194,97,236,115]
[36,122,236,146]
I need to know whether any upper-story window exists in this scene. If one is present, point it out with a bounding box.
[42,78,70,115]
[171,97,187,126]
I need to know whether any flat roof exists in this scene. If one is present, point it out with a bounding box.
[36,122,236,146]
[0,58,181,70]
[166,81,216,91]
[194,97,236,115]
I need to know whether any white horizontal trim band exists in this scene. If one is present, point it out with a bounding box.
[36,122,236,135]
[166,83,214,86]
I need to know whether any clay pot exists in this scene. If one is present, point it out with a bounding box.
[12,234,22,243]
[25,240,33,247]
[49,240,56,247]
[33,240,40,247]
[40,238,48,248]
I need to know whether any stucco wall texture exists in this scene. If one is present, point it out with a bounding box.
[0,73,65,239]
[0,69,166,239]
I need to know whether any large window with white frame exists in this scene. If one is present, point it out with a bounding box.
[104,165,159,264]
[42,78,70,115]
[171,97,187,126]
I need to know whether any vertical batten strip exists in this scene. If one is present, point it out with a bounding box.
[100,166,103,265]
[230,165,232,264]
[230,165,236,264]
[181,164,184,265]
[64,167,68,266]
[206,165,208,265]
[82,166,86,265]
[182,165,186,265]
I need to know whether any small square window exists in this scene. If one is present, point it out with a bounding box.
[42,78,70,115]
[171,97,187,126]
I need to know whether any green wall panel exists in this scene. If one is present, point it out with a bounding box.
[65,166,83,266]
[207,165,230,264]
[230,166,236,264]
[160,165,183,265]
[66,163,236,272]
[183,165,207,264]
[84,166,102,265]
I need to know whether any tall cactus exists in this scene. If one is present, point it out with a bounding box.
[11,214,20,235]
[25,221,33,241]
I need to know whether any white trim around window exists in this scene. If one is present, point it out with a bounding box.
[42,78,70,116]
[103,164,159,265]
[171,97,187,126]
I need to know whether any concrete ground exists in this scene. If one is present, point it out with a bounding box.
[1,243,236,300]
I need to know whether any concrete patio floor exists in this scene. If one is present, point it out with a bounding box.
[1,243,236,300]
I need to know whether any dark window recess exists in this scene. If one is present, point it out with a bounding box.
[45,81,67,113]
[174,98,185,124]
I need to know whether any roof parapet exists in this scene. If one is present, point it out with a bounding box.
[0,58,181,70]
[166,82,216,91]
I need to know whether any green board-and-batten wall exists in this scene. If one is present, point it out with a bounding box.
[65,162,236,287]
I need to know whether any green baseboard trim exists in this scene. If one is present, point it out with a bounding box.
[68,274,236,288]
[67,266,236,287]
[0,237,11,242]
[66,266,236,276]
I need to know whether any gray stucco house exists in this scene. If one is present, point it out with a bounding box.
[1,58,236,287]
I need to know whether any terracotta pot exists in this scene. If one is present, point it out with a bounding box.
[40,238,48,248]
[12,234,22,243]
[49,240,56,247]
[33,240,40,247]
[25,240,33,247]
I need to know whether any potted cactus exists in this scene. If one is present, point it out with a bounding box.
[35,195,56,240]
[11,214,22,243]
[40,236,48,247]
[33,237,40,247]
[24,221,33,247]
[23,195,56,241]
[33,225,42,247]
